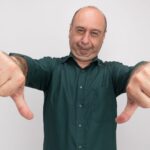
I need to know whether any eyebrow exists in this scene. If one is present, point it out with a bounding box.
[75,26,85,29]
[75,26,102,32]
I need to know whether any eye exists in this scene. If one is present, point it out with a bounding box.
[91,31,100,37]
[76,28,85,34]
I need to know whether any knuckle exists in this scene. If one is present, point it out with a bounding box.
[131,73,141,84]
[17,74,25,85]
[9,62,18,72]
[141,67,149,75]
[126,84,133,93]
[143,67,150,76]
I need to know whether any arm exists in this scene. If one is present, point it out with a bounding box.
[10,53,55,91]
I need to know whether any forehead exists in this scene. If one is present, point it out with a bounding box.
[72,8,105,31]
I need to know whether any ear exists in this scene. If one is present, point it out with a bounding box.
[102,31,106,41]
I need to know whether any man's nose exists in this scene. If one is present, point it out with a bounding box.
[81,33,90,44]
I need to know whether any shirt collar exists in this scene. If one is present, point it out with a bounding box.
[60,53,74,63]
[60,52,103,66]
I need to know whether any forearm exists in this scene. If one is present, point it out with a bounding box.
[9,53,54,90]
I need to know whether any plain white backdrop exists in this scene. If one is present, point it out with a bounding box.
[0,0,150,150]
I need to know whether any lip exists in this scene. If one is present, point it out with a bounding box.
[79,47,91,51]
[77,44,91,50]
[79,49,89,55]
[80,49,89,51]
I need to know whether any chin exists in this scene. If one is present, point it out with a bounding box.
[78,56,92,62]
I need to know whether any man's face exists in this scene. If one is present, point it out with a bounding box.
[69,8,106,63]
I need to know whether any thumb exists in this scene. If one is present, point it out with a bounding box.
[11,88,34,120]
[116,98,138,124]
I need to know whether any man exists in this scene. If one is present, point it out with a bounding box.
[0,6,150,150]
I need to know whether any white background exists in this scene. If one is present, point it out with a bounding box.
[0,0,150,150]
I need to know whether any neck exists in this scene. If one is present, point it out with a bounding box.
[75,59,92,69]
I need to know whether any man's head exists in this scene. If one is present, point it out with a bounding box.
[69,6,107,65]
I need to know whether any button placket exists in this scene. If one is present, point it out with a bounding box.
[76,69,86,150]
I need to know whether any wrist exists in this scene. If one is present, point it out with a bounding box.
[10,55,28,77]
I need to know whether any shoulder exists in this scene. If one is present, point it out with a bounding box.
[97,59,129,68]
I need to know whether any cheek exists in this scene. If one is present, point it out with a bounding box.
[70,31,83,42]
[92,49,100,56]
[94,39,104,49]
[70,36,80,46]
[91,41,103,54]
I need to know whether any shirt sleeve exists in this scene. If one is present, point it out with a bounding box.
[107,61,145,97]
[10,53,56,91]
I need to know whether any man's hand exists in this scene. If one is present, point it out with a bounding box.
[116,62,150,123]
[0,51,33,120]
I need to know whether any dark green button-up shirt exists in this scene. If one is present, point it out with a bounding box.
[13,54,136,150]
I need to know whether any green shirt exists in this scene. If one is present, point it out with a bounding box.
[11,53,135,150]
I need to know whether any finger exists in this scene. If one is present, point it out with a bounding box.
[116,98,138,124]
[139,77,150,98]
[11,90,33,120]
[132,66,150,97]
[0,61,14,87]
[0,51,12,64]
[131,90,150,108]
[0,73,25,96]
[0,68,11,87]
[126,63,150,107]
[127,84,150,108]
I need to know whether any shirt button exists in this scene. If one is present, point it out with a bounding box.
[78,145,83,149]
[78,124,82,128]
[79,85,83,89]
[78,104,83,108]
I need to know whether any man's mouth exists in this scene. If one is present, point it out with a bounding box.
[77,44,91,51]
[79,46,91,51]
[79,49,90,55]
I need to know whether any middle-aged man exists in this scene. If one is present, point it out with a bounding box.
[0,5,150,150]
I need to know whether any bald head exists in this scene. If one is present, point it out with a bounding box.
[69,6,107,66]
[70,6,107,32]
